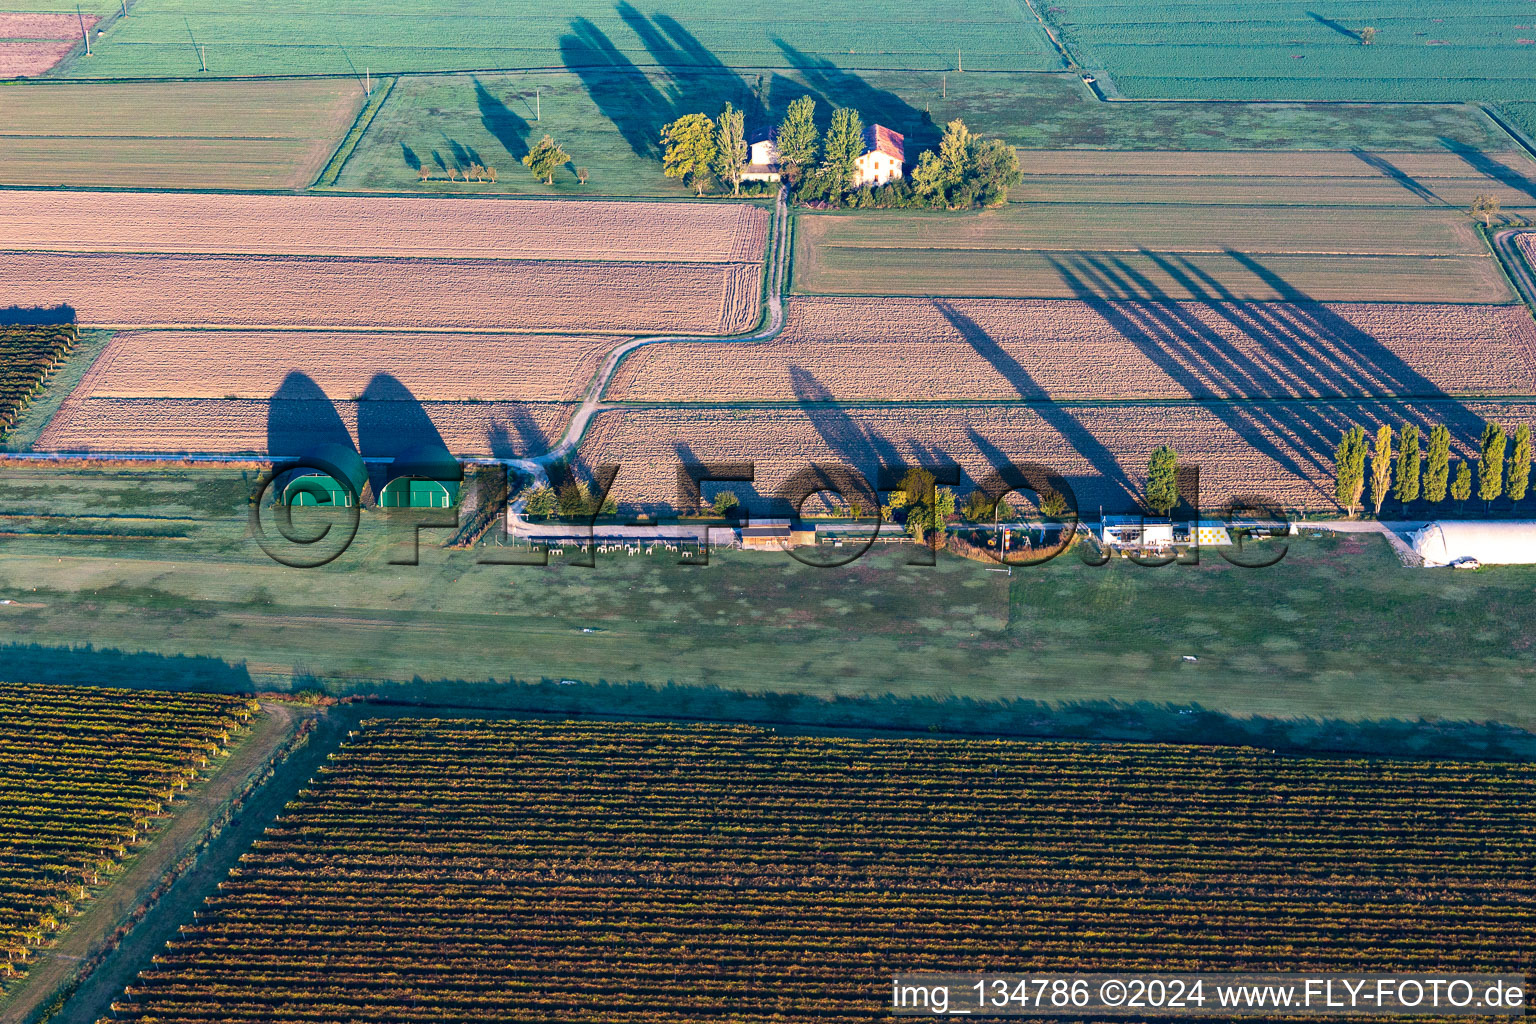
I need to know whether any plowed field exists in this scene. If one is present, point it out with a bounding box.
[608,298,1536,402]
[576,402,1535,514]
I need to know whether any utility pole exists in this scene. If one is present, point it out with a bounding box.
[957,49,963,72]
[120,0,127,16]
[365,67,370,96]
[78,5,92,55]
[536,87,541,121]
[198,44,206,72]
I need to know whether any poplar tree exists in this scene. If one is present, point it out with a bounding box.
[775,95,819,177]
[1145,445,1179,516]
[713,102,747,196]
[1478,421,1507,509]
[1424,424,1451,503]
[1333,426,1368,516]
[1369,423,1392,516]
[821,107,866,191]
[1508,423,1531,506]
[1393,422,1420,506]
[1451,460,1472,509]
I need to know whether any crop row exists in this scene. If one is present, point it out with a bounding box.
[104,719,1534,1024]
[0,325,75,431]
[0,682,256,987]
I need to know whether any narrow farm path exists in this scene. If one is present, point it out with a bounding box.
[1492,229,1536,310]
[0,702,305,1024]
[499,185,791,487]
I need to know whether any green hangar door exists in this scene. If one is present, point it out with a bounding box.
[379,478,459,509]
[380,443,464,509]
[284,474,357,507]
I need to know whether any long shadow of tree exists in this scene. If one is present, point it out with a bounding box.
[558,7,934,161]
[474,75,532,163]
[1047,252,1487,506]
[1441,135,1536,204]
[933,301,1140,505]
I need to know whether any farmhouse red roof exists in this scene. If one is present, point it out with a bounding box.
[863,124,904,162]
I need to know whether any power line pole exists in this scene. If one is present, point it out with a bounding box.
[120,0,127,16]
[78,5,91,55]
[365,66,370,96]
[942,73,946,99]
[957,49,963,72]
[198,44,206,72]
[536,87,541,121]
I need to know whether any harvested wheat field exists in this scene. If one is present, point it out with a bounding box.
[38,397,575,457]
[0,191,767,262]
[0,13,93,77]
[0,253,761,334]
[608,297,1536,402]
[76,330,617,402]
[576,402,1536,515]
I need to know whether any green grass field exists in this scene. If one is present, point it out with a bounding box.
[52,0,1056,79]
[793,202,1515,302]
[1046,0,1536,106]
[0,464,1533,731]
[0,80,363,188]
[336,69,1521,197]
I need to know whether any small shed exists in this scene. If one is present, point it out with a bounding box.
[1100,516,1173,548]
[380,443,462,509]
[741,525,791,550]
[1410,521,1536,566]
[742,130,781,181]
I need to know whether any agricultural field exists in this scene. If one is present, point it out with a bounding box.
[0,191,767,262]
[0,80,364,189]
[37,396,577,457]
[69,330,615,402]
[49,0,1056,79]
[0,192,767,334]
[576,401,1536,515]
[0,12,92,77]
[1011,148,1536,210]
[793,202,1515,302]
[102,718,1535,1024]
[333,73,1517,200]
[0,324,76,438]
[1044,0,1536,106]
[0,681,256,992]
[607,297,1536,403]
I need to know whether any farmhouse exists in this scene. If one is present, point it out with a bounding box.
[854,125,904,186]
[742,130,781,182]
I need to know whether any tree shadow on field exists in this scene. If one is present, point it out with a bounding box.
[1306,11,1361,42]
[560,17,671,158]
[788,366,909,500]
[933,301,1137,507]
[474,76,532,163]
[1439,135,1536,204]
[1350,149,1441,204]
[486,407,555,460]
[266,370,353,458]
[400,142,421,172]
[0,303,74,325]
[1047,251,1485,512]
[773,39,939,153]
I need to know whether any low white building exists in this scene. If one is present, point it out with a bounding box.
[742,131,780,181]
[1410,520,1536,566]
[854,124,904,186]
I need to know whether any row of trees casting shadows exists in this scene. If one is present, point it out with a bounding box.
[265,247,1498,518]
[3,643,1534,761]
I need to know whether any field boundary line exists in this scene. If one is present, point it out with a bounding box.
[311,77,393,188]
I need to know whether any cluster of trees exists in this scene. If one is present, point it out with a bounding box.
[660,98,1020,209]
[660,102,754,197]
[418,162,498,183]
[519,479,617,518]
[1334,421,1532,516]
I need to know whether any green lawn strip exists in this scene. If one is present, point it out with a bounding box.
[0,465,1532,730]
